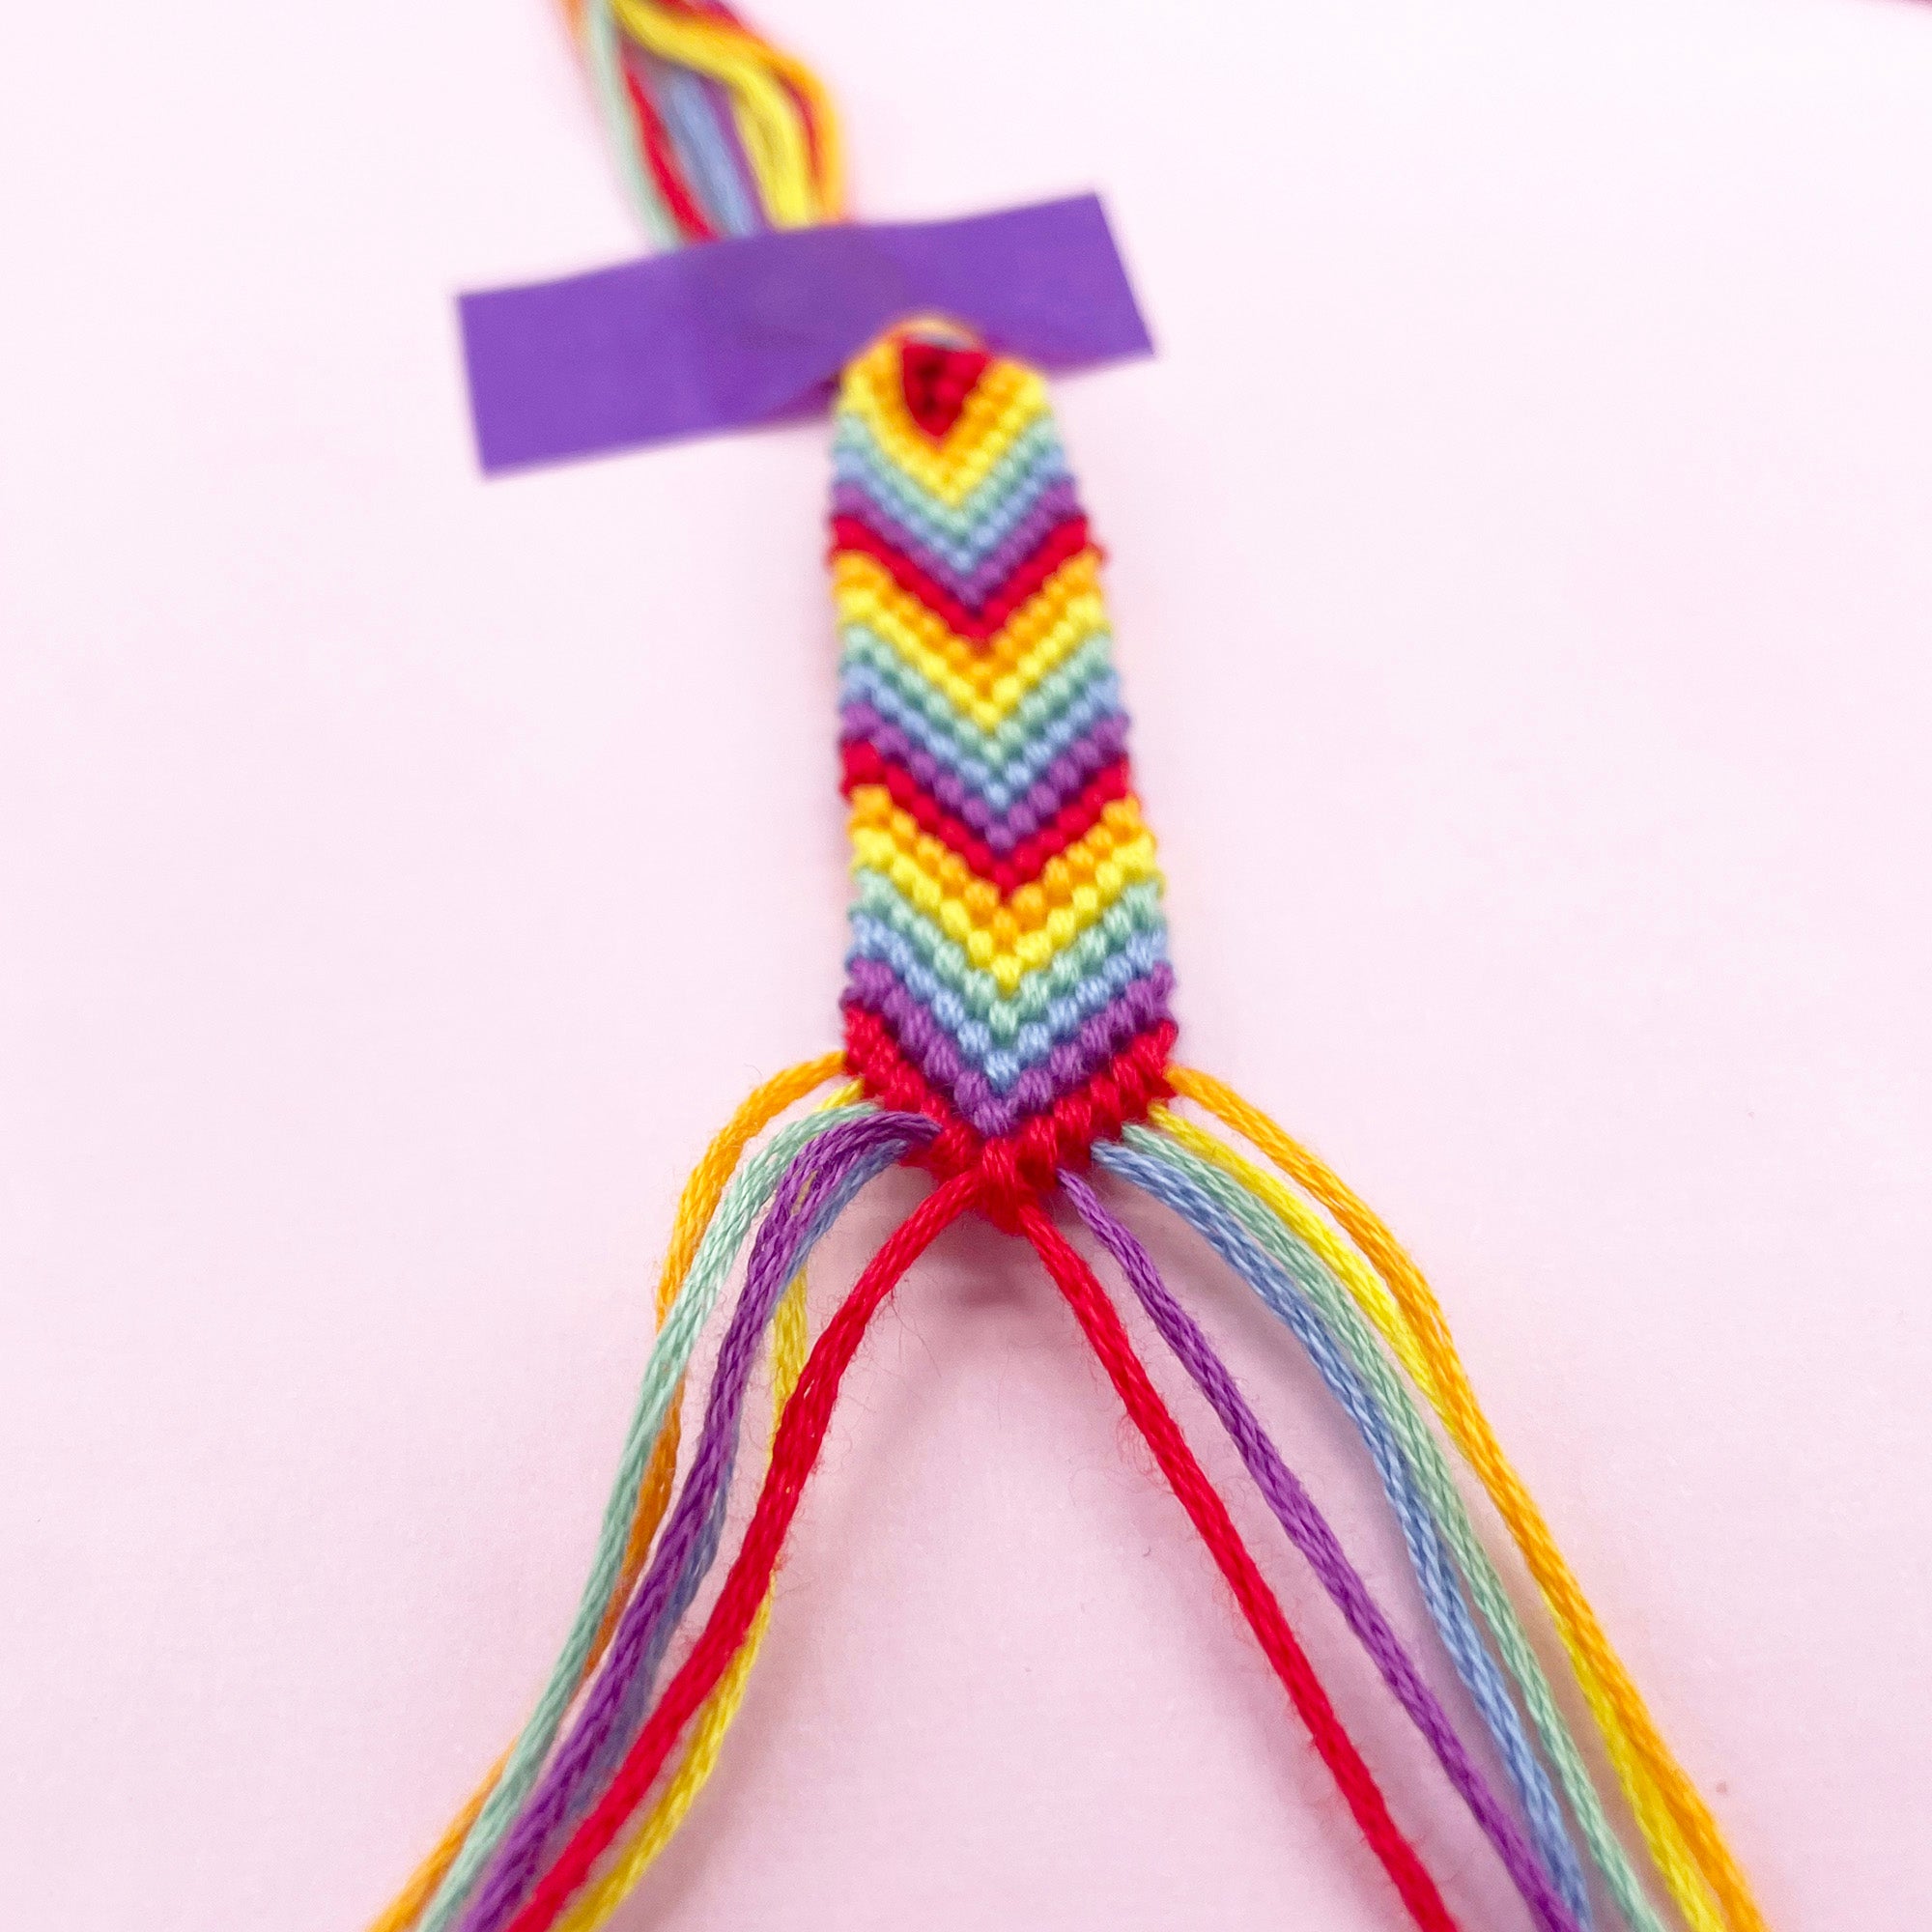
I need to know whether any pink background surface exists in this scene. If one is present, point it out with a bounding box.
[3,2,1929,1926]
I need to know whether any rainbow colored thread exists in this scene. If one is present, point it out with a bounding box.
[366,331,1769,1932]
[832,335,1178,1186]
[363,12,1773,1932]
[561,0,842,245]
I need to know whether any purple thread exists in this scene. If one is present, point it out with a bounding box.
[839,704,1133,851]
[1058,1169,1582,1932]
[458,1110,937,1932]
[831,477,1085,610]
[840,963,1175,1138]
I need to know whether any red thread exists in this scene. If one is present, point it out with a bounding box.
[1017,1205,1463,1932]
[840,740,1133,895]
[838,1004,1177,1173]
[976,1138,1036,1233]
[496,1172,985,1932]
[830,515,1094,645]
[656,0,837,203]
[621,64,717,242]
[900,341,992,439]
[493,1166,1458,1932]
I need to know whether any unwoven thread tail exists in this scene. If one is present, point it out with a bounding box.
[1015,1201,1462,1932]
[494,1173,986,1932]
[1170,1065,1762,1932]
[1133,1107,1669,1932]
[364,1054,845,1932]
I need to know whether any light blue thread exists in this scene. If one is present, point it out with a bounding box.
[839,626,1118,774]
[656,64,761,237]
[838,664,1123,811]
[1093,1138,1595,1925]
[833,453,1074,574]
[832,416,1067,549]
[553,1138,908,1855]
[415,1103,875,1931]
[847,917,1168,1088]
[846,875,1168,1027]
[1112,1127,1674,1932]
[581,2,675,247]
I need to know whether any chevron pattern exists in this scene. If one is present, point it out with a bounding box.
[834,334,1177,1174]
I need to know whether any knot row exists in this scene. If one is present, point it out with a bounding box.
[841,1009,1178,1230]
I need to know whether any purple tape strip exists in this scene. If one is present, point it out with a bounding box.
[457,194,1152,475]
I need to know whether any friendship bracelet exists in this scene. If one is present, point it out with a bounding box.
[365,9,1769,1931]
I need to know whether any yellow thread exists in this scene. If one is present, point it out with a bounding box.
[847,790,1157,991]
[834,552,1108,728]
[1150,1104,1429,1394]
[607,0,840,227]
[849,787,1151,920]
[367,1776,501,1932]
[1168,1065,1761,1932]
[1169,1067,1722,1926]
[551,1244,817,1931]
[843,339,1043,484]
[366,1053,846,1932]
[838,338,1048,501]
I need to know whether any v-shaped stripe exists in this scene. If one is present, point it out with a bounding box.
[832,333,1177,1153]
[838,660,1124,815]
[839,336,1050,501]
[833,413,1066,548]
[842,999,1179,1159]
[847,790,1157,995]
[841,749,1131,895]
[832,549,1105,721]
[832,513,1093,644]
[838,615,1114,753]
[850,871,1168,1039]
[839,700,1130,841]
[830,472,1082,602]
